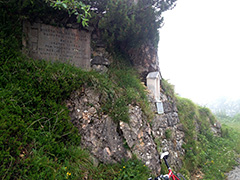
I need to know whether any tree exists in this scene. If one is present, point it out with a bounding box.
[93,0,177,52]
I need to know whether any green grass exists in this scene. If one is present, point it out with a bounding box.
[176,96,240,180]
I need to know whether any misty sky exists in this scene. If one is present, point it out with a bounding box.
[158,0,240,105]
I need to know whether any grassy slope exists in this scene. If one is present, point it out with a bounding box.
[176,96,240,180]
[0,49,153,179]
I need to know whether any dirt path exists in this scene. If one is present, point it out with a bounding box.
[226,159,240,180]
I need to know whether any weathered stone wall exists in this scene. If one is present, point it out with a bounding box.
[65,87,185,175]
[23,21,91,70]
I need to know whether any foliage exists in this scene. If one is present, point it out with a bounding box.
[161,79,175,99]
[0,51,84,179]
[215,111,240,133]
[84,0,177,54]
[1,0,177,65]
[198,131,239,180]
[216,110,240,122]
[98,0,159,52]
[0,1,23,54]
[0,0,90,28]
[176,97,199,172]
[45,0,91,26]
[113,158,151,180]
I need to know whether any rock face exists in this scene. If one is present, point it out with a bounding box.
[120,105,161,173]
[66,87,185,174]
[91,56,110,73]
[66,89,131,164]
[127,42,160,81]
[210,121,222,136]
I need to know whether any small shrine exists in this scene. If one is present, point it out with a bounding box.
[146,71,164,114]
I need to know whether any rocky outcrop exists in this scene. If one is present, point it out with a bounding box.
[210,121,221,136]
[66,87,185,174]
[66,89,131,164]
[91,56,110,73]
[127,42,160,81]
[150,91,185,170]
[120,105,161,173]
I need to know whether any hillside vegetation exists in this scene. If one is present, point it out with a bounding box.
[176,96,240,179]
[1,1,240,180]
[207,97,240,131]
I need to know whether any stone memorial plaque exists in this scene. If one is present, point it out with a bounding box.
[23,21,91,70]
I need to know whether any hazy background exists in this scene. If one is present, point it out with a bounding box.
[158,0,240,106]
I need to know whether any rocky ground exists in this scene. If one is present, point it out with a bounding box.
[226,158,240,180]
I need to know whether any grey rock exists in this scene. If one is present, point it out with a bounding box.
[91,56,110,66]
[120,105,161,174]
[66,87,186,175]
[92,64,108,73]
[226,159,240,180]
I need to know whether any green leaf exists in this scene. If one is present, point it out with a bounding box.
[62,3,67,9]
[77,16,81,23]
